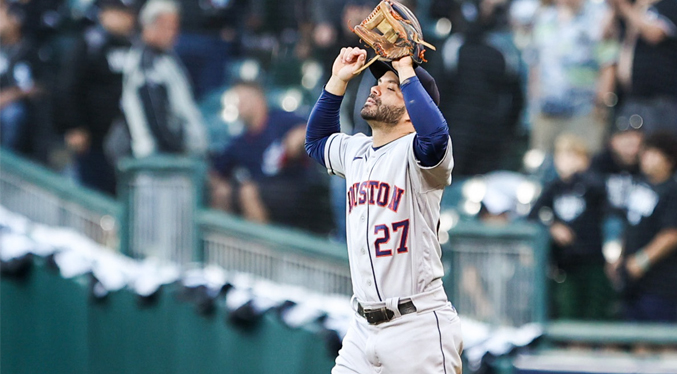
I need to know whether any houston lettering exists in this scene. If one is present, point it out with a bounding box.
[347,181,405,213]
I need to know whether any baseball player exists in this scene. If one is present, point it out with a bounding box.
[305,46,463,373]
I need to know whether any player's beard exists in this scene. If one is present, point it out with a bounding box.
[360,96,406,125]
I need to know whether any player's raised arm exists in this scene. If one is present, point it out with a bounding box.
[326,47,368,95]
[392,57,450,168]
[305,48,367,167]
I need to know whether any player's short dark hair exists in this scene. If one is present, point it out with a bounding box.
[643,130,677,171]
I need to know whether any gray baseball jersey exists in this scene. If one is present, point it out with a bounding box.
[324,132,453,302]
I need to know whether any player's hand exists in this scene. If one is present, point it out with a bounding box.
[332,47,367,82]
[391,56,414,71]
[391,56,416,83]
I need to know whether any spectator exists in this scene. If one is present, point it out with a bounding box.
[248,0,313,44]
[612,131,677,322]
[479,171,533,223]
[526,0,618,155]
[608,0,677,137]
[210,82,332,234]
[10,0,65,46]
[529,133,614,320]
[591,125,643,214]
[121,0,208,159]
[174,0,248,99]
[439,0,526,176]
[244,0,315,72]
[590,125,644,254]
[55,0,139,196]
[429,0,472,35]
[0,0,53,161]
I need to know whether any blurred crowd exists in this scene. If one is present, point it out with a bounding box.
[0,0,676,324]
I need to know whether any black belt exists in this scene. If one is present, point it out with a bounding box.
[357,300,418,325]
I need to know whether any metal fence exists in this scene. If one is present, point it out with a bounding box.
[199,211,352,296]
[2,150,548,303]
[117,156,204,264]
[116,156,351,296]
[1,150,350,295]
[443,221,549,327]
[0,150,119,248]
[130,174,195,263]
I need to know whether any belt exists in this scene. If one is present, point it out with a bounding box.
[357,300,417,325]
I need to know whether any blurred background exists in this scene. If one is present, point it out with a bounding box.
[1,0,677,373]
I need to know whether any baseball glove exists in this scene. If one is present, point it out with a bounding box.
[351,0,435,74]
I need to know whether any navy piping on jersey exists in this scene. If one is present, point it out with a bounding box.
[326,135,338,175]
[434,311,447,374]
[365,152,387,301]
[372,138,396,151]
[339,134,345,168]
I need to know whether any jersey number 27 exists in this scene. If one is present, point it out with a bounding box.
[374,219,409,257]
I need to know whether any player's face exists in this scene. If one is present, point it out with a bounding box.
[360,71,406,125]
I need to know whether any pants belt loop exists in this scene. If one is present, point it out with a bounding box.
[385,297,402,319]
[350,295,359,313]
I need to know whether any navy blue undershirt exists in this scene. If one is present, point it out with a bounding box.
[305,76,449,168]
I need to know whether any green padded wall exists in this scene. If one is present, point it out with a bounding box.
[1,261,336,374]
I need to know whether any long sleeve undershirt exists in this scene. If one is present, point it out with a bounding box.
[305,76,449,168]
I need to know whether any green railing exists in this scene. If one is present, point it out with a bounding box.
[199,210,352,295]
[545,321,677,345]
[117,155,206,264]
[511,321,677,373]
[443,220,549,327]
[116,155,352,295]
[0,150,352,296]
[1,149,549,312]
[0,149,120,248]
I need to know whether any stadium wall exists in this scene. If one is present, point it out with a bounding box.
[1,260,337,374]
